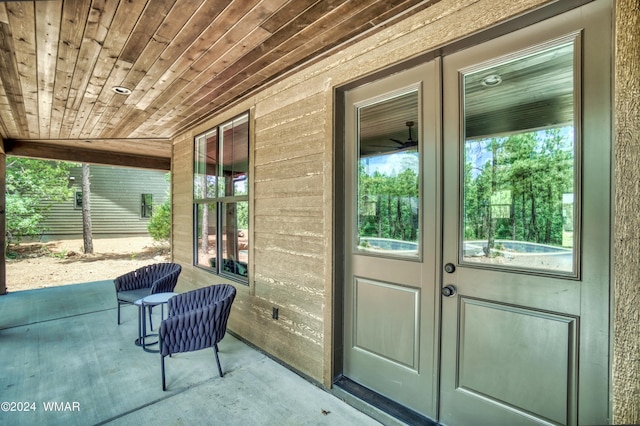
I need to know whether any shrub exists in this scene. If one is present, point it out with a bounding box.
[148,197,171,241]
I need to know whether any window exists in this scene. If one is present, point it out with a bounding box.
[194,112,249,283]
[75,191,82,209]
[460,41,577,274]
[141,194,153,218]
[356,90,420,259]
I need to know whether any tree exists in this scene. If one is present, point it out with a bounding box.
[81,164,93,254]
[357,151,419,243]
[5,158,74,246]
[463,127,574,251]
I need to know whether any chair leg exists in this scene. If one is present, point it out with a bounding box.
[213,343,223,377]
[117,302,121,325]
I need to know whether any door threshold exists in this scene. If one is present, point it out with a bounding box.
[332,377,439,426]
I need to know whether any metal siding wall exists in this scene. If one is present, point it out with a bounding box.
[42,165,168,235]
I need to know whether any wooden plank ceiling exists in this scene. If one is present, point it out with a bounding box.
[0,0,439,169]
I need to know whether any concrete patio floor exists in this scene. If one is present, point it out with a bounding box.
[0,280,383,425]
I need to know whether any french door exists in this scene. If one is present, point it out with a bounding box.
[343,61,440,417]
[439,2,610,424]
[342,1,611,424]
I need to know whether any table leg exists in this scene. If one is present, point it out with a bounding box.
[141,302,159,353]
[135,304,143,346]
[141,303,146,347]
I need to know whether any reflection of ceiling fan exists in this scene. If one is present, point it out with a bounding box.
[389,121,418,149]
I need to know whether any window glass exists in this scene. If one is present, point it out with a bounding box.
[221,201,248,277]
[461,42,576,274]
[356,90,420,258]
[219,115,249,197]
[141,194,153,218]
[195,203,218,269]
[74,191,82,209]
[194,130,218,200]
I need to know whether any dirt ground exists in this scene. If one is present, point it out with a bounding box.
[5,236,170,293]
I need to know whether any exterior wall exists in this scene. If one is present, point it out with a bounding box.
[613,0,640,423]
[171,0,640,421]
[172,0,557,385]
[41,165,168,236]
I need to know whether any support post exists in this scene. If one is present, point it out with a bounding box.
[614,0,640,422]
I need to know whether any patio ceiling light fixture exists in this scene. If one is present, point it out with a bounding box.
[112,86,132,95]
[481,74,502,87]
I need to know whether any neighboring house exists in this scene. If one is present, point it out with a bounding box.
[40,165,168,236]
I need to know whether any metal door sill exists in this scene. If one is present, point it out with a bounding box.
[332,377,439,426]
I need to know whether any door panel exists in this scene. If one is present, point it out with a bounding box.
[440,2,610,425]
[344,61,440,418]
[457,298,577,425]
[353,278,420,370]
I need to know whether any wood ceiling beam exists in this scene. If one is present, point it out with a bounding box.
[3,140,170,171]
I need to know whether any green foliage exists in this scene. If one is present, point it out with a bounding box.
[148,173,172,241]
[237,201,248,230]
[6,158,74,245]
[463,128,574,250]
[358,153,419,243]
[356,128,573,254]
[147,196,171,241]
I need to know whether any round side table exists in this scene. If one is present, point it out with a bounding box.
[135,292,178,352]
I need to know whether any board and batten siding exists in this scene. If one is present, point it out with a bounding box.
[41,165,168,236]
[171,0,617,391]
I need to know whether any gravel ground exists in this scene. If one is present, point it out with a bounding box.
[5,236,170,293]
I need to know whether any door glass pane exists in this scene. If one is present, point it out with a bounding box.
[356,90,420,258]
[461,42,576,274]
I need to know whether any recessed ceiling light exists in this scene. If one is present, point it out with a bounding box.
[481,74,502,87]
[112,86,132,95]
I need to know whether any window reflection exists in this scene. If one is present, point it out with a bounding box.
[462,42,576,273]
[221,202,248,277]
[219,115,249,198]
[196,203,217,269]
[357,90,420,258]
[194,130,218,199]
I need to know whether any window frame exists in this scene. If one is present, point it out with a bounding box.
[141,193,153,218]
[74,191,82,209]
[193,111,250,284]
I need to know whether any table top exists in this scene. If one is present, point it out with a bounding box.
[142,292,178,305]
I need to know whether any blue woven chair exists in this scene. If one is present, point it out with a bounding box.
[114,263,182,327]
[159,284,236,390]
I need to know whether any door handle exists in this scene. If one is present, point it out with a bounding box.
[442,285,457,297]
[444,263,456,273]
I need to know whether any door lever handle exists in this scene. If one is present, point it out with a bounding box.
[442,285,457,297]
